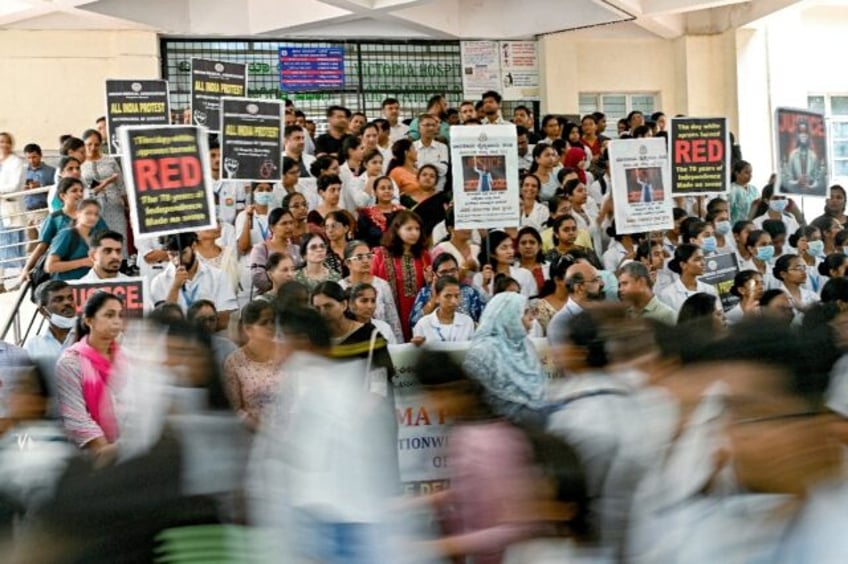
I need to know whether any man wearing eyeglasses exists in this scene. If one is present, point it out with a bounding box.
[409,254,485,327]
[627,319,839,563]
[547,262,605,344]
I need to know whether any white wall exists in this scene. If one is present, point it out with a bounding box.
[0,30,160,152]
[539,32,682,116]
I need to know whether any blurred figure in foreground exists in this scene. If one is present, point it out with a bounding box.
[627,317,840,563]
[248,306,407,562]
[414,350,546,563]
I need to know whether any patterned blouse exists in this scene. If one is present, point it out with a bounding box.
[223,348,282,426]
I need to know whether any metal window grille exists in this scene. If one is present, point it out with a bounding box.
[161,38,540,132]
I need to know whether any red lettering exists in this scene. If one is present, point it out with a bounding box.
[71,283,144,315]
[414,407,431,426]
[134,160,160,191]
[691,139,707,162]
[181,157,202,185]
[675,140,691,163]
[134,156,203,191]
[779,112,825,136]
[159,157,181,189]
[707,139,724,161]
[397,407,413,426]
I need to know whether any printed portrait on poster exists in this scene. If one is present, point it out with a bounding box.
[776,108,828,197]
[625,167,665,203]
[460,155,507,193]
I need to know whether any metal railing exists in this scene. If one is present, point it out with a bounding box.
[0,280,42,346]
[0,184,51,345]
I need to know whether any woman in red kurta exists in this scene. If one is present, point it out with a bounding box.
[371,210,431,342]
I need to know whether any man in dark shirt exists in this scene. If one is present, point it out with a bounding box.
[314,105,351,158]
[23,143,55,211]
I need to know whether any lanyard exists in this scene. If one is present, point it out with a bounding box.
[433,317,455,342]
[181,282,200,307]
[256,216,269,241]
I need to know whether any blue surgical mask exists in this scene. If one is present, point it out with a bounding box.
[807,240,824,257]
[701,236,717,253]
[254,192,273,206]
[714,220,731,236]
[756,245,775,262]
[769,199,788,213]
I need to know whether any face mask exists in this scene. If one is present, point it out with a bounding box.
[807,240,824,257]
[756,245,775,262]
[714,220,731,236]
[769,199,788,213]
[701,236,717,253]
[254,192,273,206]
[843,246,848,257]
[50,313,77,329]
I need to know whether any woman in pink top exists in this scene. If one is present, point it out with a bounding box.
[414,350,544,563]
[55,291,126,464]
[224,300,281,430]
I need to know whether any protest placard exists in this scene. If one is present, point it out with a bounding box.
[450,124,520,230]
[699,252,740,311]
[190,59,247,133]
[389,339,556,494]
[776,107,828,197]
[220,97,283,182]
[105,80,170,155]
[669,117,729,195]
[609,138,674,234]
[119,125,216,240]
[69,277,149,319]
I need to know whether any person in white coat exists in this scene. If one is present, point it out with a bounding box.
[657,244,719,314]
[412,276,475,345]
[0,132,26,282]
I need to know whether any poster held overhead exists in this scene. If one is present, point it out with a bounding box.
[105,80,170,155]
[119,125,216,240]
[190,58,248,133]
[609,138,674,235]
[450,124,520,230]
[669,117,729,196]
[775,107,828,197]
[220,98,283,182]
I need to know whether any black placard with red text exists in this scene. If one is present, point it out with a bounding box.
[118,125,216,240]
[69,277,149,320]
[669,117,729,195]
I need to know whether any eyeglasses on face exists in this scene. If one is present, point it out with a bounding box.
[348,253,373,262]
[307,243,326,251]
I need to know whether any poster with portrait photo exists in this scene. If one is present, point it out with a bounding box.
[460,155,507,193]
[450,124,520,230]
[775,107,828,197]
[609,138,674,235]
